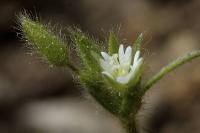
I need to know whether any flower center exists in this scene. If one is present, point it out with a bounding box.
[112,67,130,78]
[108,54,131,79]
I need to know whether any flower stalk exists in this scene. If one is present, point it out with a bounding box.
[142,50,200,94]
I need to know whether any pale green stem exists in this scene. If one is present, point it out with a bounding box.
[142,50,200,93]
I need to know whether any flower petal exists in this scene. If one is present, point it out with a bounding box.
[118,44,125,64]
[100,59,110,71]
[134,50,140,64]
[116,74,130,84]
[124,46,132,66]
[100,44,143,85]
[102,71,114,79]
[117,57,143,84]
[101,52,110,61]
[129,58,143,80]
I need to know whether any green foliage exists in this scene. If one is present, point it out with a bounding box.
[20,15,69,67]
[69,28,101,72]
[108,31,120,55]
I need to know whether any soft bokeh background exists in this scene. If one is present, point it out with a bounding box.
[0,0,200,133]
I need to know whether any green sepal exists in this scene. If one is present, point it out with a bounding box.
[20,15,69,67]
[103,74,127,90]
[133,33,143,55]
[108,31,120,55]
[119,85,142,121]
[79,70,123,115]
[91,51,101,64]
[69,28,101,71]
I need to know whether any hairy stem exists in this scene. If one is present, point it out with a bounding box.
[142,50,200,93]
[68,63,79,74]
[125,122,138,133]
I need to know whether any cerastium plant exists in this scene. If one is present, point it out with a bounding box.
[17,13,200,133]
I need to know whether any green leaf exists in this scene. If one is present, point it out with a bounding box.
[108,32,120,55]
[20,15,69,67]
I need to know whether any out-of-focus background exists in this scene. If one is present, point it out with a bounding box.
[0,0,200,133]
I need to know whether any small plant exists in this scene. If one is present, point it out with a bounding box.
[17,13,200,133]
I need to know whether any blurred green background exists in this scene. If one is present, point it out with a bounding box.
[0,0,200,133]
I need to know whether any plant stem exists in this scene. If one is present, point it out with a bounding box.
[125,120,138,133]
[120,105,141,133]
[142,50,200,93]
[68,63,79,74]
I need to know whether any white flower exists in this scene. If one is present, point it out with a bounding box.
[100,44,143,85]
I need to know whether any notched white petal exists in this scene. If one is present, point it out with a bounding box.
[125,46,132,57]
[119,44,124,55]
[118,45,125,61]
[102,71,114,79]
[100,59,110,71]
[125,46,132,65]
[117,57,143,85]
[129,58,143,80]
[100,44,143,86]
[134,50,140,64]
[101,52,110,61]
